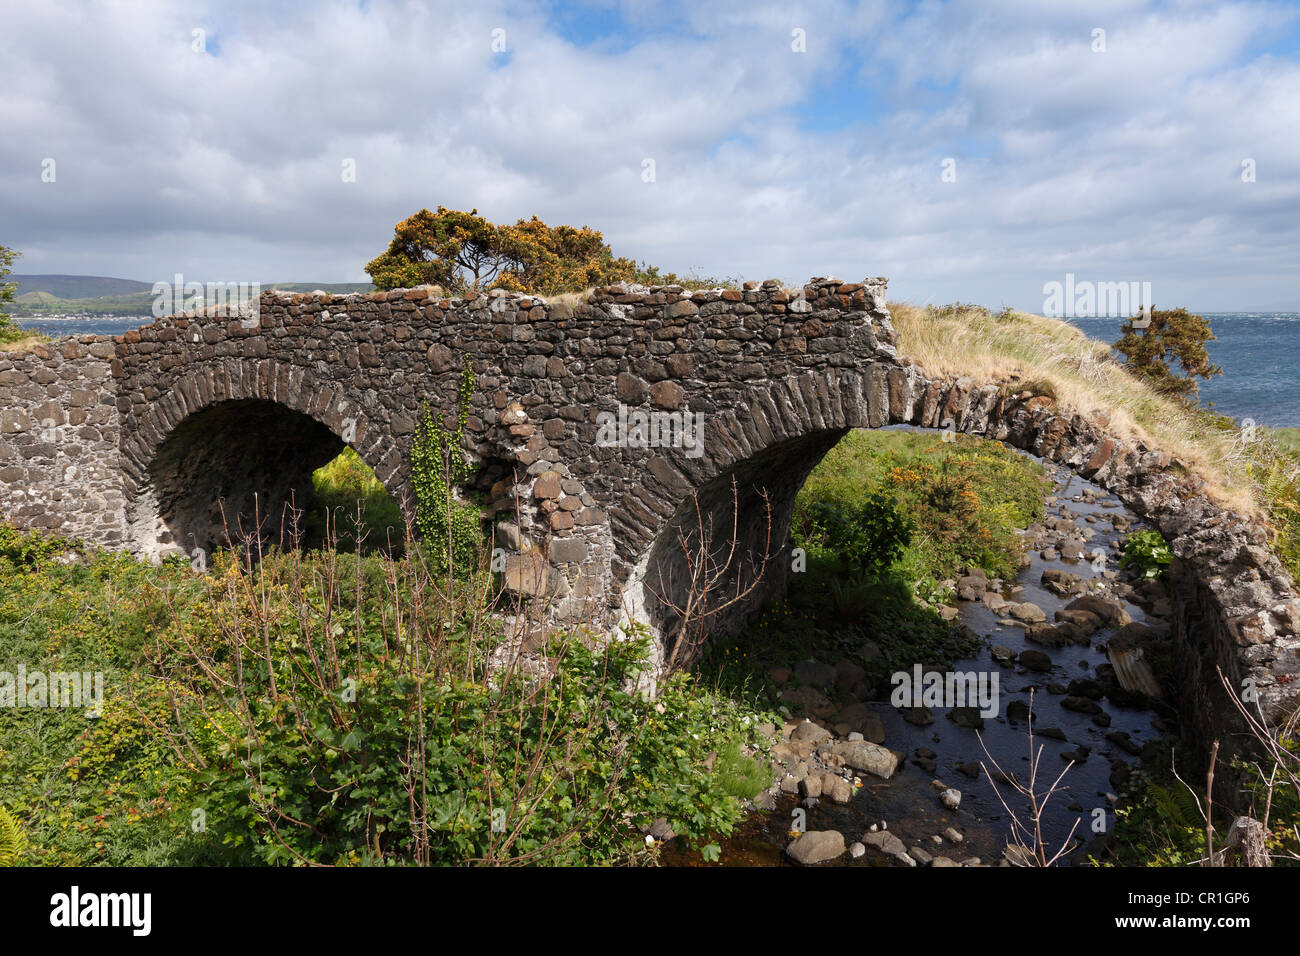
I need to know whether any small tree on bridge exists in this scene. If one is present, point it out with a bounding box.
[365,207,642,297]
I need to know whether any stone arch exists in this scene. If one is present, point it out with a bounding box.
[118,358,398,558]
[616,364,1159,657]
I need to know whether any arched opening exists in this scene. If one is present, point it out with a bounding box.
[639,423,1169,864]
[145,399,401,556]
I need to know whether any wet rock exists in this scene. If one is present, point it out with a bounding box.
[1066,678,1105,700]
[849,841,866,859]
[910,845,933,865]
[1105,731,1143,755]
[1006,699,1031,722]
[939,788,962,810]
[1091,712,1112,727]
[948,707,985,729]
[1024,624,1077,648]
[1037,726,1067,741]
[1054,609,1103,634]
[786,830,846,865]
[1009,602,1047,624]
[824,775,853,804]
[1061,745,1091,763]
[836,703,885,742]
[1065,594,1131,628]
[1041,568,1085,596]
[831,740,902,779]
[991,645,1017,664]
[944,827,964,843]
[983,591,1010,612]
[861,830,910,864]
[790,719,832,746]
[1003,845,1037,867]
[1018,649,1053,672]
[956,761,981,779]
[1060,540,1086,562]
[1061,696,1102,715]
[900,705,935,726]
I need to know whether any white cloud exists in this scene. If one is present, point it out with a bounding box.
[0,0,1297,310]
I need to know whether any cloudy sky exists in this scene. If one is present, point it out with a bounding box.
[3,0,1299,311]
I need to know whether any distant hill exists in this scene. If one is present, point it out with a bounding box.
[9,275,155,298]
[6,275,375,316]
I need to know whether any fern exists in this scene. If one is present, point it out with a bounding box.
[0,806,26,866]
[1146,780,1204,833]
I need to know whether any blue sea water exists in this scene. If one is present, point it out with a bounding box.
[1066,314,1300,429]
[17,312,1300,428]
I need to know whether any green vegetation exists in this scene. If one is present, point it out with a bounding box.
[1101,737,1300,867]
[1113,308,1222,400]
[1119,529,1173,581]
[0,245,27,344]
[303,447,404,554]
[701,429,1050,706]
[0,520,771,865]
[410,362,482,576]
[796,429,1049,584]
[366,206,738,296]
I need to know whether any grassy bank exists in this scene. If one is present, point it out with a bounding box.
[887,302,1300,584]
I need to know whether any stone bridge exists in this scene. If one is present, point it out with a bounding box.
[1,277,1298,754]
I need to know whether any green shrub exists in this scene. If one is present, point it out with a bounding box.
[1120,529,1173,580]
[799,493,912,577]
[306,447,404,553]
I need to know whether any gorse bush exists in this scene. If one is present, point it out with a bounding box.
[1113,308,1222,401]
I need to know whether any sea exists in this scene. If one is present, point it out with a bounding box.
[16,311,1300,429]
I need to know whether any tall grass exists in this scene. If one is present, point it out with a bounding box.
[888,302,1300,581]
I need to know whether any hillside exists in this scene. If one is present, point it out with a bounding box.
[7,276,374,316]
[8,274,154,298]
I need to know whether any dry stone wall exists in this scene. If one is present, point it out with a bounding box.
[0,337,126,546]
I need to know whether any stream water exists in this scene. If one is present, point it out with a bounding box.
[666,451,1167,867]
